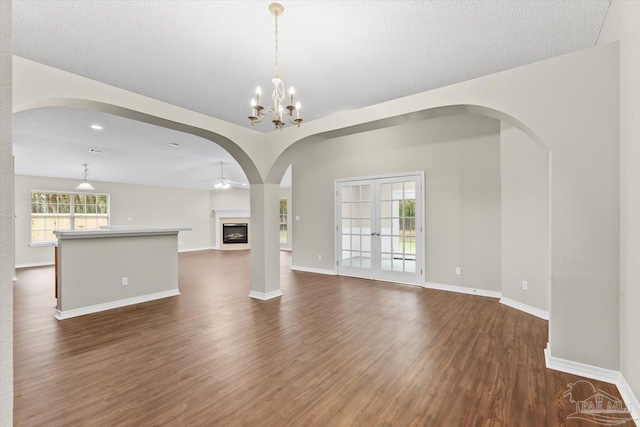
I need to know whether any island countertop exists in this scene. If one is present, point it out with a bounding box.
[53,227,192,240]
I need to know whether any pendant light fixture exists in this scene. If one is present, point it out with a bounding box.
[76,164,96,190]
[248,2,303,130]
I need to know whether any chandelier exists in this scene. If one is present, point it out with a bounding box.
[248,3,303,130]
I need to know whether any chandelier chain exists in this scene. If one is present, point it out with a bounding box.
[274,11,280,77]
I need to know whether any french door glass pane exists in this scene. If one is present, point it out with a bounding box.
[342,203,350,218]
[362,235,371,252]
[381,253,392,271]
[361,252,372,269]
[342,250,351,266]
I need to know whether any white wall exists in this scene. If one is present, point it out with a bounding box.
[209,187,250,211]
[597,0,640,408]
[0,0,13,424]
[292,114,502,291]
[500,123,549,312]
[14,175,213,266]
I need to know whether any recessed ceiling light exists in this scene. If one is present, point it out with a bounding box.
[90,124,103,130]
[168,143,179,147]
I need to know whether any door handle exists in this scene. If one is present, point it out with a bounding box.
[371,232,375,236]
[376,232,381,236]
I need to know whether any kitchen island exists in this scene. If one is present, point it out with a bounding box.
[53,227,191,320]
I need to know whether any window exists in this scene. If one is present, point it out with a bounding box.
[279,198,287,244]
[30,191,110,244]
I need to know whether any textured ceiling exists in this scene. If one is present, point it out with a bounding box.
[12,0,610,189]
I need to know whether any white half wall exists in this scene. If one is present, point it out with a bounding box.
[291,114,502,292]
[56,233,179,313]
[14,175,213,266]
[500,123,549,313]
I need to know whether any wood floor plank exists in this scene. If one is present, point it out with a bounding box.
[13,250,633,426]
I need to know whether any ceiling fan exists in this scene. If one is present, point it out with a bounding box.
[204,162,245,190]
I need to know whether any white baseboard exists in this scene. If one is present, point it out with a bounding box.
[544,343,620,383]
[178,246,215,253]
[422,281,501,299]
[249,290,283,300]
[500,297,549,320]
[545,343,640,422]
[16,261,54,269]
[290,265,337,275]
[618,373,640,423]
[54,289,180,320]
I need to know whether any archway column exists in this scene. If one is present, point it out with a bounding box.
[249,183,282,300]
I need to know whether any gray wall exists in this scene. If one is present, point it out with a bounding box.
[500,123,549,311]
[292,114,502,291]
[597,0,640,405]
[0,0,13,423]
[15,175,213,266]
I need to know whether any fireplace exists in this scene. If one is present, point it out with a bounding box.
[223,223,248,244]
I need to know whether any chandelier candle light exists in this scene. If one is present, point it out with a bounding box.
[248,3,303,130]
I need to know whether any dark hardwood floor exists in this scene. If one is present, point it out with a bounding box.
[14,250,632,426]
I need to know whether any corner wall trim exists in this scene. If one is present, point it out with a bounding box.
[545,343,640,422]
[16,261,54,269]
[422,281,501,299]
[249,290,283,300]
[54,289,180,320]
[500,297,549,320]
[290,265,337,275]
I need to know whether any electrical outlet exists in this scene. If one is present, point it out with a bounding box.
[318,254,322,261]
[455,267,461,275]
[121,277,128,286]
[522,281,528,291]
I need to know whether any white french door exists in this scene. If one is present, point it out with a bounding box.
[336,173,423,284]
